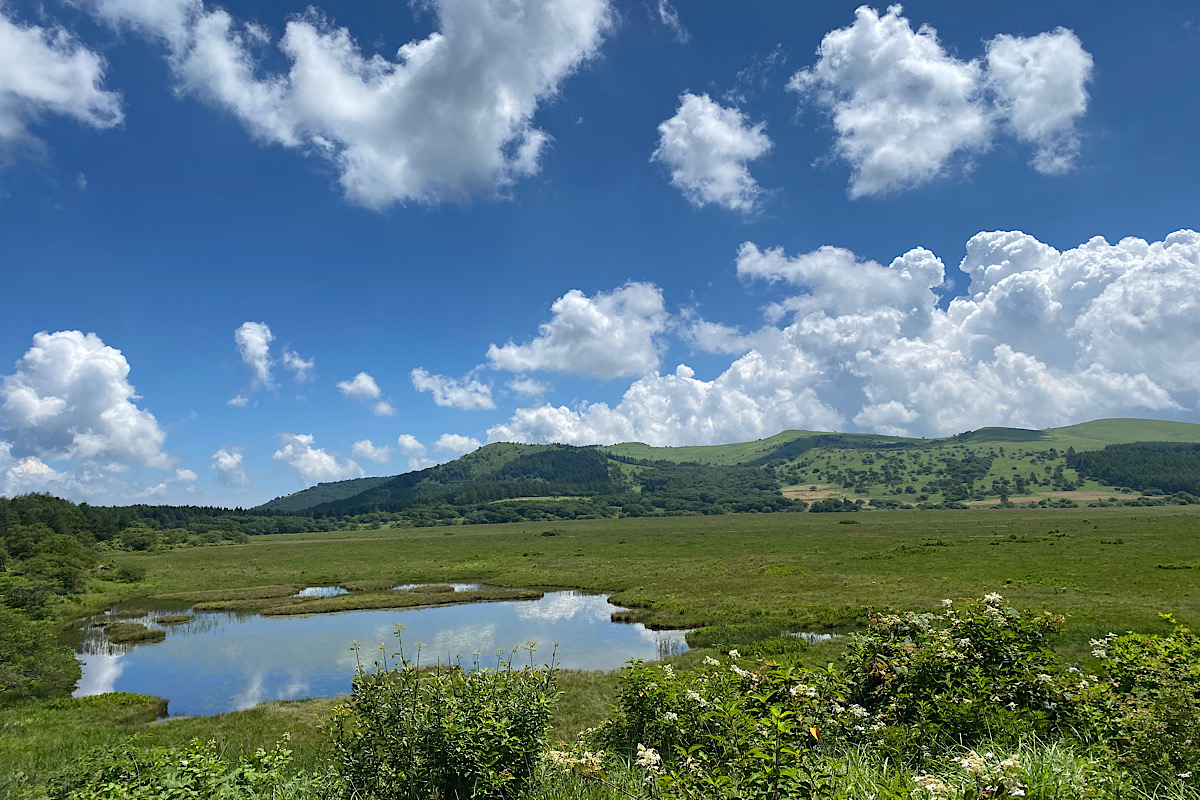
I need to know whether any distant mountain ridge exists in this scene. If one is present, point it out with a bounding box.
[257,418,1200,513]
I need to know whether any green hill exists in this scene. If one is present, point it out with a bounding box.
[1046,418,1200,447]
[259,476,393,512]
[254,418,1200,520]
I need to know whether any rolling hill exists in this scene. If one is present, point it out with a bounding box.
[256,418,1200,520]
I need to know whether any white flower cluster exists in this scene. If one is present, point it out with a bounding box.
[913,773,955,798]
[544,748,604,775]
[635,743,662,772]
[956,750,1027,797]
[1089,633,1117,659]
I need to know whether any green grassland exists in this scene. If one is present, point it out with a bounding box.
[4,503,1200,797]
[113,506,1200,645]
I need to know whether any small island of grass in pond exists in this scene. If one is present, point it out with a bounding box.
[105,622,166,645]
[157,614,192,626]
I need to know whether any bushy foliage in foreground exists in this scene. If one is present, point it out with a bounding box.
[32,597,1200,800]
[560,596,1200,799]
[325,638,559,800]
[41,737,333,799]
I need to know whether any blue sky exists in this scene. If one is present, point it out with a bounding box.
[1,0,1198,506]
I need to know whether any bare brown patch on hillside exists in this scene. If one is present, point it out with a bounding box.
[783,483,844,500]
[965,490,1125,507]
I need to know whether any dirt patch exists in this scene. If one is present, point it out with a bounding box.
[965,490,1125,507]
[782,484,844,500]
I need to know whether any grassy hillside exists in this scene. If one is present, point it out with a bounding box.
[258,476,392,512]
[1047,418,1200,446]
[252,418,1200,517]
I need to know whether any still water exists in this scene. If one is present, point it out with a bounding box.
[74,591,687,717]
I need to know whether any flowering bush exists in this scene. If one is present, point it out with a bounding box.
[842,595,1083,747]
[1092,619,1200,783]
[325,635,559,800]
[586,651,847,799]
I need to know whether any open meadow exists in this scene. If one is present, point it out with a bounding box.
[110,505,1200,644]
[4,504,1200,798]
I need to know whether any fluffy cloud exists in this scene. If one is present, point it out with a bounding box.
[434,433,482,455]
[211,447,246,487]
[337,372,396,416]
[509,377,551,397]
[410,368,495,410]
[0,441,78,496]
[491,229,1200,444]
[487,282,668,379]
[273,433,363,485]
[985,29,1093,175]
[0,331,170,470]
[86,0,612,207]
[489,354,844,446]
[652,92,771,213]
[281,348,315,382]
[229,321,274,405]
[790,6,1091,197]
[351,439,390,464]
[227,322,313,405]
[396,433,435,472]
[0,9,123,156]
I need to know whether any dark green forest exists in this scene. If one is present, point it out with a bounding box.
[1068,442,1200,495]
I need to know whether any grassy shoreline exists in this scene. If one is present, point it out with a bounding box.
[102,506,1200,644]
[6,506,1199,796]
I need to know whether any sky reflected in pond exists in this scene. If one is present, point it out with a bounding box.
[74,592,687,717]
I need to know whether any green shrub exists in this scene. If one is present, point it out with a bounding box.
[43,737,331,799]
[325,637,559,800]
[590,657,840,799]
[842,594,1084,748]
[1093,619,1200,783]
[113,563,147,583]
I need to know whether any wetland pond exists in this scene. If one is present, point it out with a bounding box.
[73,591,688,717]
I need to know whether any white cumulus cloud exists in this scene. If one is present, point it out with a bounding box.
[229,321,274,405]
[652,92,771,213]
[337,371,396,416]
[487,282,668,379]
[351,439,390,464]
[434,433,482,455]
[490,229,1200,444]
[396,433,435,472]
[211,447,246,487]
[273,433,363,485]
[0,8,123,157]
[411,368,495,410]
[790,5,1092,197]
[509,377,551,397]
[85,0,613,207]
[0,330,170,470]
[985,29,1093,175]
[0,441,78,496]
[281,348,315,382]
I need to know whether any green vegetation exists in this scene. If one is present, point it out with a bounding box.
[4,417,1200,797]
[103,506,1200,640]
[103,622,165,645]
[21,599,1200,799]
[1068,442,1200,495]
[251,417,1200,526]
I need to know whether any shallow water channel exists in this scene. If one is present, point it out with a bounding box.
[73,591,688,717]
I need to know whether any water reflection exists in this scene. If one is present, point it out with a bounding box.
[295,586,349,598]
[392,583,484,592]
[74,591,687,717]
